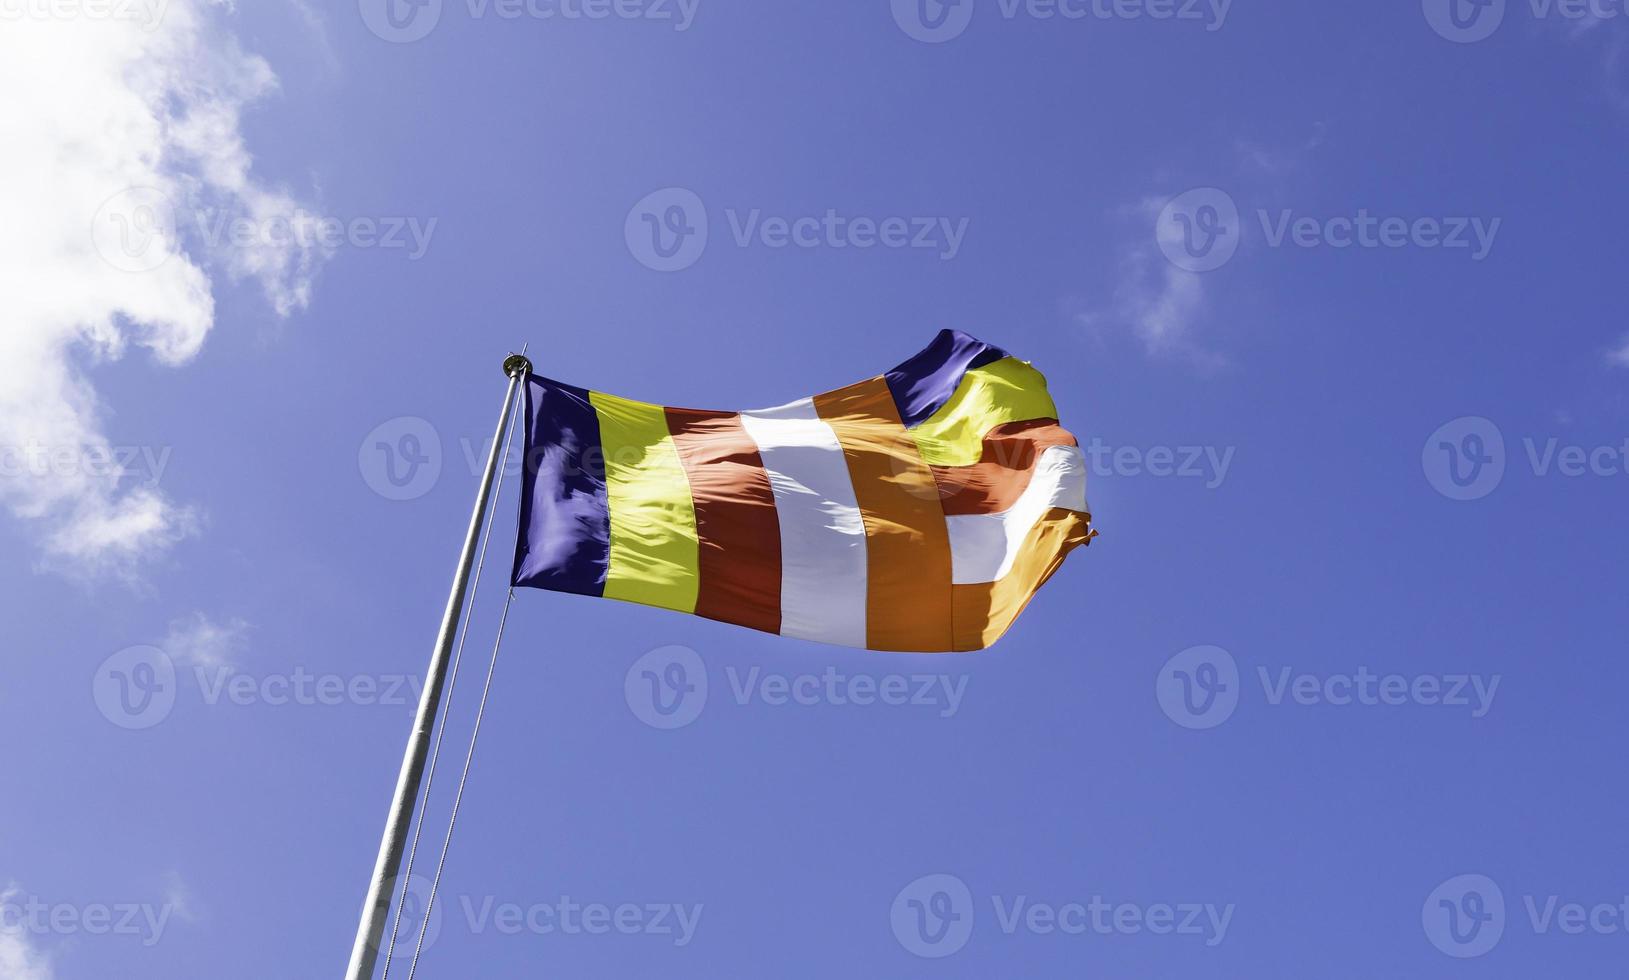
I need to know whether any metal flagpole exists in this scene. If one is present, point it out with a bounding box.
[344,352,533,980]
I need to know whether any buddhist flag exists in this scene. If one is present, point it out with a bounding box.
[510,330,1095,652]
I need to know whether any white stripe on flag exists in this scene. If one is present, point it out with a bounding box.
[947,445,1088,585]
[740,398,868,647]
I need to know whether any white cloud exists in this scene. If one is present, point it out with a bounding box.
[1081,131,1326,368]
[1125,262,1208,354]
[1608,334,1629,369]
[0,931,52,980]
[1234,126,1325,178]
[288,0,341,75]
[0,886,53,980]
[1108,254,1226,369]
[1601,32,1629,113]
[0,1,329,576]
[161,871,200,924]
[1542,10,1629,111]
[1078,198,1226,368]
[162,611,250,668]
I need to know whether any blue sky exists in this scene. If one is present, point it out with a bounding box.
[4,0,1629,976]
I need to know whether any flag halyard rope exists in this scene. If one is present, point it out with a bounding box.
[405,587,516,980]
[381,385,522,980]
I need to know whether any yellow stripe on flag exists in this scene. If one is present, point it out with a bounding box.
[908,357,1059,467]
[589,391,700,613]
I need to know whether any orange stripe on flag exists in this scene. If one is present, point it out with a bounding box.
[814,378,954,652]
[950,507,1094,651]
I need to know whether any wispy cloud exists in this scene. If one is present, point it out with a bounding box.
[1077,196,1226,368]
[161,871,200,925]
[1558,6,1614,39]
[1607,334,1629,369]
[1080,131,1323,368]
[0,885,53,980]
[0,1,329,577]
[1120,260,1211,360]
[162,612,251,668]
[1600,31,1629,112]
[1542,9,1629,111]
[288,0,341,74]
[1234,125,1326,179]
[1084,204,1221,365]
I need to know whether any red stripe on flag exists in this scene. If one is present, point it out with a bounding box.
[932,419,1079,516]
[665,408,783,636]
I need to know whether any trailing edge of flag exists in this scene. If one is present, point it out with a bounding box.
[510,330,1095,652]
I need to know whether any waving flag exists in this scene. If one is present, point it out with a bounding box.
[510,331,1094,651]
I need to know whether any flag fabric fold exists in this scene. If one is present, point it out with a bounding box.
[511,330,1094,652]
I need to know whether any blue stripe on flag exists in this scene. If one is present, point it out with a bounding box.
[884,329,1009,428]
[511,375,610,597]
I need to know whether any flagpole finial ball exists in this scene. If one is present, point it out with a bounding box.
[503,354,533,378]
